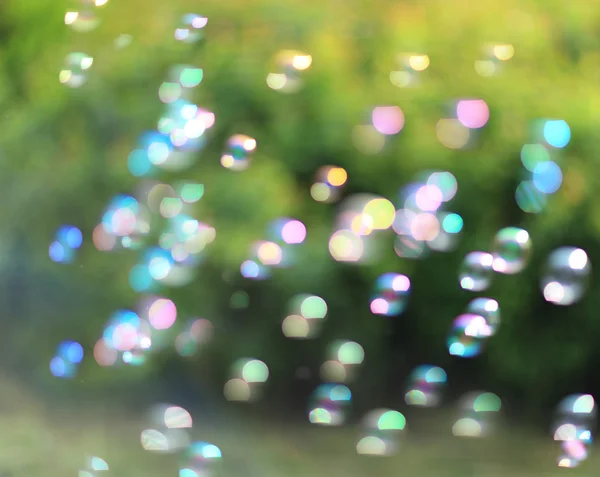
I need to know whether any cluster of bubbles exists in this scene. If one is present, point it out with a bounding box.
[308,383,352,426]
[436,99,490,150]
[241,218,307,279]
[516,120,569,214]
[356,409,406,456]
[474,43,515,77]
[310,166,348,203]
[50,340,84,378]
[78,456,109,477]
[320,340,365,384]
[390,53,430,88]
[266,50,313,93]
[395,170,462,259]
[370,273,411,316]
[460,226,531,291]
[223,358,269,402]
[553,394,596,468]
[452,392,502,438]
[352,106,405,155]
[141,404,193,453]
[49,225,83,263]
[541,247,590,306]
[282,294,328,339]
[447,298,500,358]
[404,365,447,407]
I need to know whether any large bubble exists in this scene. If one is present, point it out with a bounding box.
[541,247,590,306]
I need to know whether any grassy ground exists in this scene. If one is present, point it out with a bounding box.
[1,378,596,477]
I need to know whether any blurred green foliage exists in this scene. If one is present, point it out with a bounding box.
[1,0,600,418]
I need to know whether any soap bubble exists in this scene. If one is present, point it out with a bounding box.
[459,251,494,291]
[175,14,208,43]
[465,298,500,336]
[553,394,596,468]
[405,365,447,407]
[79,456,109,477]
[453,392,502,438]
[492,227,531,274]
[357,409,406,456]
[311,166,348,203]
[390,53,430,88]
[49,225,83,264]
[282,294,327,339]
[59,52,93,88]
[321,340,365,383]
[220,135,256,171]
[370,273,411,316]
[447,314,491,358]
[308,384,352,426]
[541,247,590,306]
[180,441,222,477]
[50,340,84,379]
[224,358,269,402]
[266,50,312,93]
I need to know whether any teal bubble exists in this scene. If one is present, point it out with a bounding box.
[442,213,463,234]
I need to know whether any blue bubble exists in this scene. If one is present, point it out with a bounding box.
[129,264,153,292]
[241,260,260,278]
[57,340,84,364]
[50,356,76,378]
[49,241,65,262]
[443,213,463,234]
[533,161,563,194]
[128,149,154,177]
[543,120,570,148]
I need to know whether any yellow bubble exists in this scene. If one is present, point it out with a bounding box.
[327,167,347,187]
[257,241,282,266]
[292,54,312,70]
[409,54,430,71]
[266,73,287,90]
[351,213,373,236]
[310,183,331,202]
[363,198,395,230]
[329,230,364,262]
[493,44,514,61]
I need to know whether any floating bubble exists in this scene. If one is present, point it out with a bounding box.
[372,106,405,135]
[329,230,365,262]
[321,340,364,383]
[541,247,590,306]
[456,99,490,129]
[357,409,406,456]
[543,120,570,149]
[436,119,470,149]
[515,181,547,213]
[459,251,494,291]
[553,394,596,467]
[181,442,222,477]
[220,135,256,171]
[50,225,83,264]
[266,50,312,93]
[453,392,502,437]
[352,125,385,154]
[370,273,410,316]
[175,14,208,43]
[405,365,447,407]
[491,227,531,274]
[59,52,93,88]
[390,53,430,87]
[521,144,551,172]
[311,166,348,203]
[224,359,269,402]
[447,314,491,358]
[51,340,84,379]
[465,298,500,336]
[533,161,563,195]
[65,5,100,32]
[308,384,352,426]
[175,318,213,357]
[79,456,109,477]
[283,294,327,339]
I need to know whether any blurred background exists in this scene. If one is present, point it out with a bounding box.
[1,0,600,475]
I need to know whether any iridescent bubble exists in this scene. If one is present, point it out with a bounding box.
[175,14,208,43]
[311,166,348,203]
[100,309,152,365]
[79,456,109,477]
[521,144,550,172]
[224,358,269,402]
[447,314,491,358]
[371,106,405,135]
[465,298,500,336]
[180,442,222,477]
[453,392,502,438]
[515,181,547,213]
[266,50,312,93]
[220,135,256,171]
[405,365,447,407]
[533,161,563,194]
[59,52,93,88]
[456,99,490,129]
[268,218,307,247]
[370,273,410,316]
[436,119,470,149]
[240,259,270,280]
[308,384,352,426]
[321,340,365,383]
[169,65,204,89]
[51,340,84,379]
[352,125,385,154]
[543,120,570,149]
[357,409,406,456]
[147,298,177,330]
[64,6,100,32]
[491,227,531,274]
[553,394,596,468]
[541,247,590,306]
[50,225,83,264]
[283,294,327,339]
[390,53,430,88]
[459,251,494,291]
[176,318,213,357]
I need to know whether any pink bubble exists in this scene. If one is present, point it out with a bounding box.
[112,323,138,351]
[370,298,389,315]
[282,220,307,244]
[149,298,177,330]
[415,185,443,212]
[456,100,489,129]
[392,275,411,292]
[372,107,405,135]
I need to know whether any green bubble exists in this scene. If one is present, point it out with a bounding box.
[377,410,406,430]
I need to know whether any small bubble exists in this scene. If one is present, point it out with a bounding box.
[491,227,531,274]
[405,365,447,407]
[267,50,312,93]
[309,384,352,426]
[466,298,500,336]
[221,135,256,171]
[447,314,490,358]
[541,247,590,306]
[175,14,207,43]
[459,251,494,291]
[59,53,93,88]
[357,409,406,455]
[370,273,410,316]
